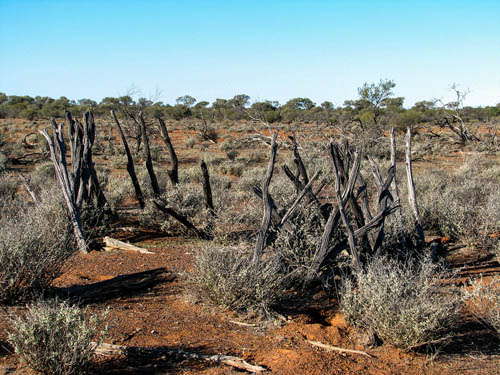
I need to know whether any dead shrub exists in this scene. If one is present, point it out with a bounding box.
[340,255,461,350]
[8,299,107,375]
[0,189,74,304]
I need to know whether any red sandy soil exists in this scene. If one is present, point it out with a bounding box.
[1,231,499,375]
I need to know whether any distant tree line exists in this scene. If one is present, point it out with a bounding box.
[1,80,499,130]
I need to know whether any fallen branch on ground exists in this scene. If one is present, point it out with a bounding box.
[307,340,375,358]
[103,236,154,254]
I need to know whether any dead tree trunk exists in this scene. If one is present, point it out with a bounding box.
[200,160,214,213]
[158,118,179,186]
[40,123,87,253]
[111,110,145,209]
[405,127,425,246]
[138,111,161,196]
[331,142,362,272]
[253,132,278,263]
[389,128,408,253]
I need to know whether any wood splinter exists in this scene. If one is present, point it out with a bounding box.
[307,340,375,358]
[103,237,154,254]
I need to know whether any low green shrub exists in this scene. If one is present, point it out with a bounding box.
[8,300,107,375]
[340,255,461,350]
[463,277,500,335]
[0,189,74,303]
[190,244,285,314]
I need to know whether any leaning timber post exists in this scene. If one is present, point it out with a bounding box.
[331,141,362,273]
[200,160,215,213]
[40,125,88,254]
[253,131,278,264]
[405,126,425,246]
[158,118,179,186]
[111,110,145,209]
[390,128,409,254]
[138,111,161,196]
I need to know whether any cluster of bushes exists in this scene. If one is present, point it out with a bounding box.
[185,147,500,351]
[0,167,106,374]
[416,156,500,250]
[340,255,460,350]
[8,300,107,375]
[2,89,499,128]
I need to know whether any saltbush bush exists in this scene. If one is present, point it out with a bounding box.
[8,300,107,375]
[190,244,285,314]
[0,189,74,303]
[416,156,500,249]
[340,255,461,350]
[463,277,500,335]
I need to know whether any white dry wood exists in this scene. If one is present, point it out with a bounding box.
[103,237,154,254]
[307,340,375,358]
[405,126,425,244]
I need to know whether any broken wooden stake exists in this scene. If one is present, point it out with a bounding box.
[103,237,154,254]
[307,340,375,358]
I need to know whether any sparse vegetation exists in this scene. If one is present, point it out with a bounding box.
[8,299,107,375]
[416,156,500,249]
[464,277,500,335]
[190,244,285,314]
[0,89,499,373]
[0,188,74,303]
[340,255,461,350]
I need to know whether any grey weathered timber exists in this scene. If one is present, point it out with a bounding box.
[405,126,425,245]
[158,118,179,186]
[307,143,361,280]
[40,124,87,253]
[331,141,362,272]
[138,111,161,196]
[200,160,215,213]
[290,132,309,185]
[253,132,278,263]
[389,128,409,253]
[111,110,145,209]
[93,341,266,373]
[153,198,211,239]
[278,170,321,229]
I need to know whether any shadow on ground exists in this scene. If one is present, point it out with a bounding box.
[92,345,228,375]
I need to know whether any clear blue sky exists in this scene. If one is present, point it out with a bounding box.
[1,0,499,107]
